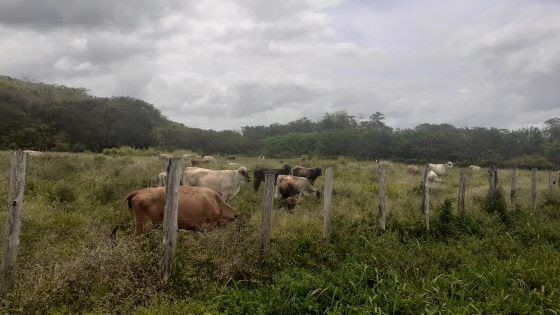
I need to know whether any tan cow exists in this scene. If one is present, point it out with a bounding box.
[406,165,420,174]
[202,156,217,164]
[183,166,250,202]
[123,186,238,235]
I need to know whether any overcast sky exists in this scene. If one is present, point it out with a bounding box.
[1,0,559,130]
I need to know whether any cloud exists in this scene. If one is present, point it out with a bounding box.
[1,0,560,131]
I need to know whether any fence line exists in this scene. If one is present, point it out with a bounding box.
[260,173,274,256]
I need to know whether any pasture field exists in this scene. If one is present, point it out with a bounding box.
[0,151,559,313]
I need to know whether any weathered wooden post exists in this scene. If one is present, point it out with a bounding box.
[0,151,27,295]
[458,170,466,215]
[548,170,553,195]
[322,166,334,240]
[421,165,430,231]
[531,167,537,210]
[511,168,518,211]
[377,165,386,231]
[488,166,498,196]
[161,157,182,282]
[260,173,274,255]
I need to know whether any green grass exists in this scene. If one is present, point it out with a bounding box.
[0,152,559,313]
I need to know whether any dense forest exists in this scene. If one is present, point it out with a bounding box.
[1,75,559,167]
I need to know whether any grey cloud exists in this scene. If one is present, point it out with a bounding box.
[0,0,189,30]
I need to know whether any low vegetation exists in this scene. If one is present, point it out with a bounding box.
[0,151,559,313]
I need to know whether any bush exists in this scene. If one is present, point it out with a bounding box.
[482,187,508,222]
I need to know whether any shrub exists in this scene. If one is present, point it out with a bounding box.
[482,187,508,222]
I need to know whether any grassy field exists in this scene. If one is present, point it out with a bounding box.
[0,151,559,313]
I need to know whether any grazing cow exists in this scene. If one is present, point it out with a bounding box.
[158,153,173,160]
[203,156,217,164]
[183,166,250,202]
[123,186,239,235]
[275,175,320,210]
[427,170,439,182]
[406,165,420,174]
[291,166,323,184]
[428,162,454,176]
[469,165,481,172]
[253,164,292,191]
[23,150,45,157]
[258,155,265,160]
[157,171,184,187]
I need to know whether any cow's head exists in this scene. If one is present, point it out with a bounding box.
[238,166,251,182]
[315,168,323,176]
[286,197,298,211]
[446,162,454,169]
[281,164,292,174]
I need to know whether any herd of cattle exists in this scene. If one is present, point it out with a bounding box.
[125,156,324,235]
[124,156,483,235]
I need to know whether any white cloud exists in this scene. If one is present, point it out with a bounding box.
[1,0,559,130]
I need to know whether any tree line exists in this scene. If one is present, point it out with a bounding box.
[1,75,559,167]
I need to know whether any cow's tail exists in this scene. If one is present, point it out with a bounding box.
[122,190,140,213]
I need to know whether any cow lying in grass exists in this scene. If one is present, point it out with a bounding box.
[123,186,239,236]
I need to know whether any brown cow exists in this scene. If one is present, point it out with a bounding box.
[123,186,238,235]
[291,166,322,184]
[275,175,320,211]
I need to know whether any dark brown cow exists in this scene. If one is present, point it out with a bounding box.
[123,186,238,235]
[253,164,291,191]
[291,166,322,184]
[275,175,320,211]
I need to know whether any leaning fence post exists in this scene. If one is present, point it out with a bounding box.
[531,167,537,210]
[421,165,430,231]
[0,151,27,295]
[161,157,182,282]
[377,165,386,231]
[511,168,518,211]
[458,170,466,215]
[322,166,334,240]
[260,173,274,255]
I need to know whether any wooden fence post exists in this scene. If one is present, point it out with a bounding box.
[161,157,182,282]
[322,166,334,240]
[458,170,466,215]
[511,168,518,211]
[377,165,386,231]
[531,167,537,210]
[0,151,27,295]
[421,165,430,231]
[260,173,274,255]
[488,166,498,196]
[548,170,553,195]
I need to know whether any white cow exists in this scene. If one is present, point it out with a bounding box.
[183,166,250,202]
[429,161,454,176]
[157,171,184,187]
[427,170,440,183]
[469,165,481,172]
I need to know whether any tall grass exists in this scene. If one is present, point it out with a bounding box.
[0,151,559,313]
